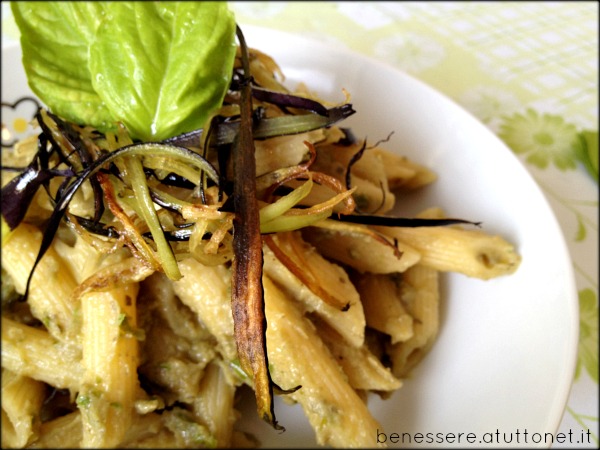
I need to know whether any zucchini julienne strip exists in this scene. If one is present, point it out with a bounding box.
[230,25,282,431]
[19,142,218,301]
[110,127,181,280]
[164,103,355,149]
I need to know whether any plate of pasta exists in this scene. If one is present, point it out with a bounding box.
[1,20,578,449]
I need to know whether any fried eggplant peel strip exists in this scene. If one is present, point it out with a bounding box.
[231,26,282,430]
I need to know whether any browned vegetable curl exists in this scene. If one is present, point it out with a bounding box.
[230,25,282,431]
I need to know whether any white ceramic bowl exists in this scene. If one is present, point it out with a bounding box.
[1,25,578,449]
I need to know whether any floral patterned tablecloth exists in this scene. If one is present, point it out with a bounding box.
[2,1,598,448]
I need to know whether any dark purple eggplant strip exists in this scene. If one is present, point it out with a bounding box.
[332,214,481,228]
[251,85,329,116]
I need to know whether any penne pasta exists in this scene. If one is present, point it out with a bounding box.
[171,259,238,362]
[1,317,82,392]
[371,148,437,190]
[1,369,47,448]
[263,276,384,448]
[353,273,414,344]
[316,320,402,392]
[192,362,237,448]
[137,273,218,409]
[387,264,440,378]
[79,283,141,448]
[28,411,83,449]
[263,233,366,347]
[29,411,167,449]
[264,231,354,310]
[375,224,521,279]
[1,223,79,340]
[303,220,421,274]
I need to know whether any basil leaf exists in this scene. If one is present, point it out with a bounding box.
[11,1,114,130]
[12,2,237,142]
[89,2,237,141]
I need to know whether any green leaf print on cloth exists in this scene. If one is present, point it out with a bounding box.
[576,288,599,384]
[498,109,580,171]
[576,130,599,183]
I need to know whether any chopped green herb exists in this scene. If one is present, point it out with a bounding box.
[76,394,91,409]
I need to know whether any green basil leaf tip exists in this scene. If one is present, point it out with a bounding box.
[11,1,113,130]
[11,1,237,142]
